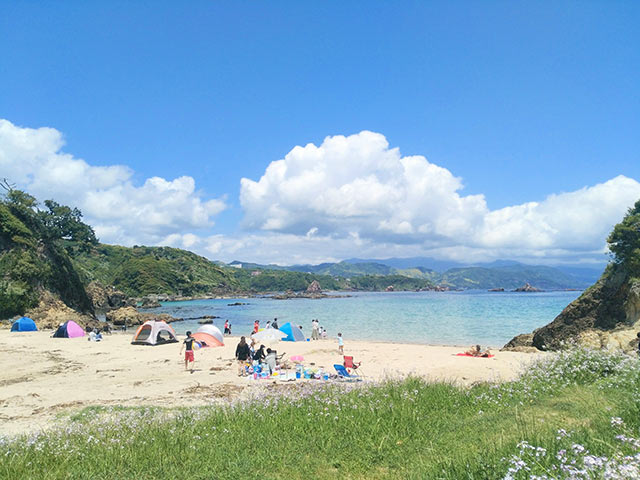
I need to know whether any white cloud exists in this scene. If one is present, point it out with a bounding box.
[240,131,640,263]
[3,119,639,266]
[0,119,226,245]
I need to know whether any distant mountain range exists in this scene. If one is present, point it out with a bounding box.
[228,257,606,290]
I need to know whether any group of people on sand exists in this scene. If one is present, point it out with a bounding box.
[234,336,281,377]
[310,319,328,340]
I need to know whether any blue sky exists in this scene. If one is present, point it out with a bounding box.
[1,2,639,265]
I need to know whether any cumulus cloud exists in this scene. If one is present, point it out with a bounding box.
[240,131,640,263]
[3,119,638,265]
[0,119,226,245]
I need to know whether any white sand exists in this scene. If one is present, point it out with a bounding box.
[0,329,543,437]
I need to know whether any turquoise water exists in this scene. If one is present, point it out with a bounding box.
[148,290,581,347]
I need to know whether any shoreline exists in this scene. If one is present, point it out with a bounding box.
[0,329,545,438]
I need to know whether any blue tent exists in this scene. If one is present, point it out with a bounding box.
[11,316,38,332]
[279,322,305,342]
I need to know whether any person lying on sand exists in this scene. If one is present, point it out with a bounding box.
[465,345,491,357]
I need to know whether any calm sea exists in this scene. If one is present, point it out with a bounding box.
[146,290,581,347]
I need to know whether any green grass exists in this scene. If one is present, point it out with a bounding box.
[2,347,639,479]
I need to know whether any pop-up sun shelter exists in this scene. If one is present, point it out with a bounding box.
[131,320,177,345]
[52,320,85,338]
[11,316,38,332]
[279,322,305,342]
[192,325,224,348]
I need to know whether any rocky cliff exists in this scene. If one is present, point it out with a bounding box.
[504,264,640,354]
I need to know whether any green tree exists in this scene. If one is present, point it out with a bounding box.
[39,200,98,246]
[607,199,640,274]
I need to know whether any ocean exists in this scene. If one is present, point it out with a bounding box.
[145,290,581,347]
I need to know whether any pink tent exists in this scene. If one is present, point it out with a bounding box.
[52,320,85,338]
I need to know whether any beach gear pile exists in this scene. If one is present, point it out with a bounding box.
[244,353,333,381]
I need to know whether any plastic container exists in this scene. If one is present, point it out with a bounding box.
[323,374,329,381]
[295,371,301,379]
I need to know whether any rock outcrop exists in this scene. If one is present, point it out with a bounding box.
[106,306,178,326]
[513,283,542,292]
[85,281,130,311]
[140,296,162,308]
[503,265,640,354]
[25,291,98,330]
[306,280,322,293]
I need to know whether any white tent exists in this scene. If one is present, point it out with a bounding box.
[131,320,178,345]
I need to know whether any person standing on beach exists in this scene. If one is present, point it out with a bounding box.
[253,320,259,334]
[224,320,230,335]
[272,318,278,330]
[235,336,252,376]
[337,332,344,355]
[311,319,319,340]
[180,331,198,371]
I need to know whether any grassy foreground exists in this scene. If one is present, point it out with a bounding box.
[2,347,639,479]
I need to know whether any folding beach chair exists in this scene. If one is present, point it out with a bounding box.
[343,356,363,377]
[333,364,361,381]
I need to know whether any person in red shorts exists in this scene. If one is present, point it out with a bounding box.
[180,331,199,371]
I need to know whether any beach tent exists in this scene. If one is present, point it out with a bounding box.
[11,316,37,332]
[191,332,223,348]
[131,320,177,346]
[52,320,85,338]
[279,322,305,342]
[193,325,224,347]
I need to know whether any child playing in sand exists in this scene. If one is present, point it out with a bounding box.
[337,332,344,354]
[180,331,198,371]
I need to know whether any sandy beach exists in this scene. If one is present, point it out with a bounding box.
[0,329,543,437]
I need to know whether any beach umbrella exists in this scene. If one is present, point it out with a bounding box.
[252,328,287,343]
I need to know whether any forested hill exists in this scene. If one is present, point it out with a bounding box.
[0,189,94,318]
[70,244,437,297]
[227,260,593,290]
